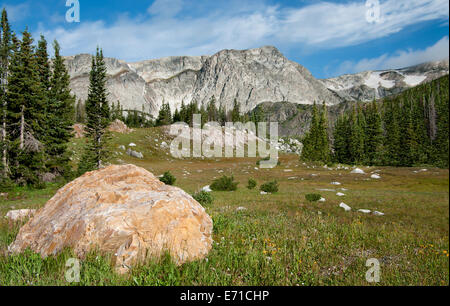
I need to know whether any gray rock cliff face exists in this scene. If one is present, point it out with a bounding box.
[64,46,341,116]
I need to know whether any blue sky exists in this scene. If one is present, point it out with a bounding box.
[1,0,449,78]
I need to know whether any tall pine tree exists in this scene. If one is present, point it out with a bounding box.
[7,30,46,185]
[46,40,75,176]
[0,9,12,178]
[78,48,111,175]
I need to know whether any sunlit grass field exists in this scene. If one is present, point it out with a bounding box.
[0,128,448,286]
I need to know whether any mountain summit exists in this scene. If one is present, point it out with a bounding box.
[64,46,341,116]
[64,47,449,116]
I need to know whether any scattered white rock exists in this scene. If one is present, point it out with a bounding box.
[351,168,366,174]
[339,203,352,212]
[118,145,126,150]
[317,189,335,192]
[358,209,371,214]
[331,182,341,185]
[260,191,269,195]
[319,198,326,202]
[202,186,212,193]
[373,211,385,216]
[5,209,36,222]
[284,169,293,172]
[336,192,345,197]
[236,207,247,212]
[341,188,348,191]
[126,149,144,159]
[128,143,136,147]
[371,174,381,179]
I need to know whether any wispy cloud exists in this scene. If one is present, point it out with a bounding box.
[1,2,30,22]
[36,0,449,62]
[336,36,449,75]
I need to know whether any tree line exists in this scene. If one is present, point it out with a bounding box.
[301,76,449,168]
[0,9,75,186]
[0,8,114,187]
[157,97,261,127]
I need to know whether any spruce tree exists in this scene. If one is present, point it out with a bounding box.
[0,8,12,178]
[78,48,111,175]
[333,114,351,164]
[7,30,46,184]
[45,40,75,175]
[432,77,449,167]
[349,105,365,164]
[317,102,330,163]
[156,101,172,126]
[231,98,241,123]
[301,102,330,163]
[364,100,383,165]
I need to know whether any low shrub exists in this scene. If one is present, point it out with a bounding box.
[159,171,176,185]
[247,178,257,190]
[192,191,214,206]
[305,193,322,202]
[260,180,279,193]
[210,175,239,191]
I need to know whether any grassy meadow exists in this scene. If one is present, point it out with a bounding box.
[0,127,448,286]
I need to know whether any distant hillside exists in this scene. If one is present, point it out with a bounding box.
[320,58,449,102]
[251,75,449,138]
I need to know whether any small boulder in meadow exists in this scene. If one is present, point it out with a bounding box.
[339,203,352,212]
[351,168,366,174]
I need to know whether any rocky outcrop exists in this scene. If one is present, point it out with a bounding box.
[321,58,449,101]
[73,120,133,139]
[64,46,341,117]
[108,119,134,134]
[9,164,213,274]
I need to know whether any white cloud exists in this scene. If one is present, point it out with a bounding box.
[147,0,184,18]
[336,36,449,75]
[36,0,449,62]
[1,2,30,22]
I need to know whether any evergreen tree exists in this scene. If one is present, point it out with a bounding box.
[301,102,330,163]
[218,103,227,126]
[207,96,218,122]
[363,100,383,165]
[36,35,51,92]
[432,77,449,167]
[200,103,208,127]
[45,40,75,175]
[0,9,12,178]
[78,48,111,175]
[7,29,46,184]
[333,114,351,164]
[317,102,330,163]
[382,98,401,166]
[156,101,172,126]
[173,107,181,123]
[75,99,86,123]
[348,105,365,164]
[231,98,241,123]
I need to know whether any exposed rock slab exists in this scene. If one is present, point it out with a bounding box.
[9,164,213,274]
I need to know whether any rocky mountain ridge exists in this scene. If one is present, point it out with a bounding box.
[320,58,449,102]
[64,46,341,116]
[64,46,449,117]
